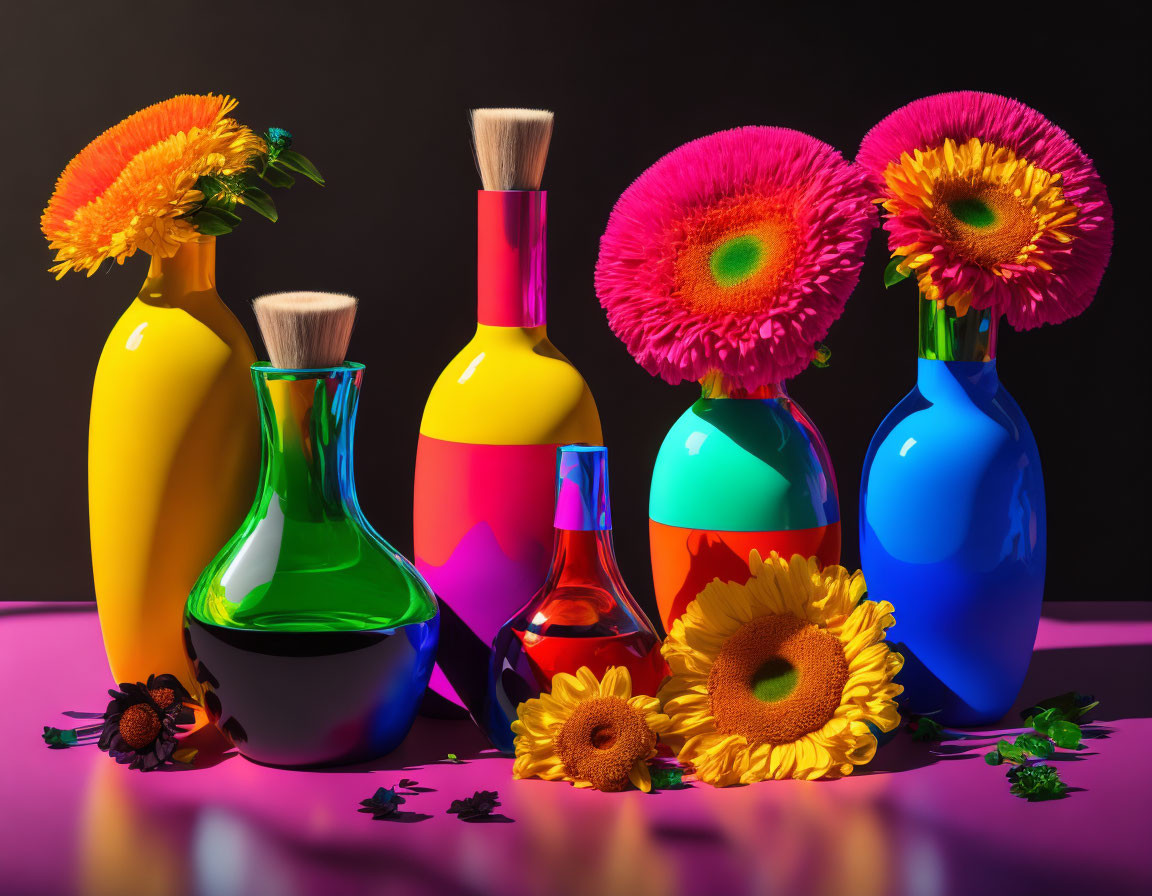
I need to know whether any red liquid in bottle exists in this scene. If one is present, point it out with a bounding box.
[483,446,666,750]
[515,628,667,696]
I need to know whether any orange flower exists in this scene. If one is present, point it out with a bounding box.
[42,94,264,278]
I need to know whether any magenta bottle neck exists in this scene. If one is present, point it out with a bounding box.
[477,190,547,327]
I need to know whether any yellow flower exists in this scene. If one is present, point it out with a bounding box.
[658,551,903,786]
[513,666,672,793]
[882,136,1076,315]
[42,94,265,278]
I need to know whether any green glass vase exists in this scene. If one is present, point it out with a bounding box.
[184,363,439,767]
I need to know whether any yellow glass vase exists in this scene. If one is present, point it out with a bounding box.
[88,238,259,695]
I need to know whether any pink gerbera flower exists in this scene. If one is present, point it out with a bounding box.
[858,91,1112,329]
[595,127,876,390]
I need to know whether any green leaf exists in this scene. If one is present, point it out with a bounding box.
[1028,707,1062,737]
[276,149,325,185]
[1006,764,1067,801]
[42,726,79,747]
[909,716,944,743]
[1014,733,1055,760]
[984,751,1004,766]
[650,767,688,790]
[883,256,910,288]
[810,343,832,370]
[195,175,227,201]
[1048,720,1082,750]
[996,739,1025,764]
[261,163,296,189]
[189,209,236,236]
[1021,692,1099,723]
[239,187,278,222]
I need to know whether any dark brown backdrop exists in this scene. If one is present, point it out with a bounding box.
[1,3,1146,615]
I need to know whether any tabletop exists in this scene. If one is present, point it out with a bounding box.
[2,601,1150,896]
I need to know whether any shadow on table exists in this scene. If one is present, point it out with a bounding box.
[1040,602,1152,623]
[864,630,1149,776]
[1012,642,1152,723]
[304,715,500,774]
[0,601,95,618]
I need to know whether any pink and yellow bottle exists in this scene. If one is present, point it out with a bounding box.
[413,190,602,715]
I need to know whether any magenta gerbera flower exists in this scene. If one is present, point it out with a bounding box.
[595,127,876,390]
[857,91,1112,329]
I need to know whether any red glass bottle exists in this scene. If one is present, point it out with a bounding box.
[483,445,665,751]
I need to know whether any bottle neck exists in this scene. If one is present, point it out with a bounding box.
[139,237,217,307]
[700,371,786,400]
[545,529,623,591]
[252,365,364,519]
[477,190,547,327]
[919,296,997,362]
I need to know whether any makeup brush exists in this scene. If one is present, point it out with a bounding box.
[470,108,554,190]
[252,292,358,369]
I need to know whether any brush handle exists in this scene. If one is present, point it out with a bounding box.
[477,190,546,327]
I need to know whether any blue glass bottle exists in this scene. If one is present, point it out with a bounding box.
[860,299,1046,726]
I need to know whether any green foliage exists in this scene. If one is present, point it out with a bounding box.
[1048,721,1083,750]
[1007,764,1067,801]
[983,692,1094,801]
[180,126,323,237]
[883,256,910,288]
[1022,692,1098,724]
[447,790,500,820]
[275,149,325,185]
[908,716,944,743]
[1013,733,1055,760]
[42,726,79,747]
[650,766,688,791]
[359,787,406,819]
[810,343,832,369]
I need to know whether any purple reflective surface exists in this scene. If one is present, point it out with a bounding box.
[2,601,1150,896]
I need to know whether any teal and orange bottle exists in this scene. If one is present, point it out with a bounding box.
[649,373,840,631]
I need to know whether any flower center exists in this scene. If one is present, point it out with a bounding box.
[118,704,162,750]
[710,234,764,287]
[148,687,176,710]
[673,195,799,315]
[590,724,618,750]
[556,696,654,791]
[931,178,1037,266]
[707,614,849,745]
[751,657,799,702]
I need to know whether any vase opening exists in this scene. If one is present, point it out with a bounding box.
[918,296,998,362]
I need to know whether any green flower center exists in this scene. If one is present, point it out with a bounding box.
[751,658,798,703]
[709,234,764,287]
[948,196,997,228]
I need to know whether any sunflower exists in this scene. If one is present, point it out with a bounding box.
[595,127,876,391]
[858,91,1112,329]
[41,94,265,278]
[658,551,902,786]
[513,666,672,792]
[98,674,196,771]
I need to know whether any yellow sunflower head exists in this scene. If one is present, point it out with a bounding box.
[512,666,672,793]
[658,551,903,786]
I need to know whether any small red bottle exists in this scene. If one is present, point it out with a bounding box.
[484,445,665,751]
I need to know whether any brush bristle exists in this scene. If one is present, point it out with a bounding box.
[471,108,554,190]
[253,292,358,368]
